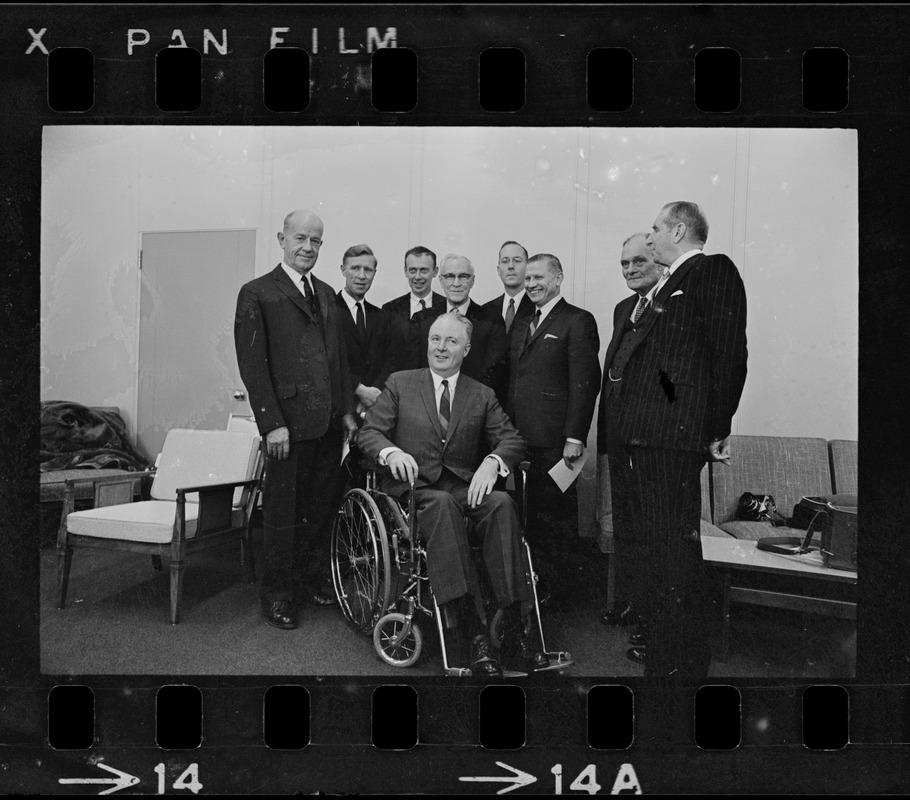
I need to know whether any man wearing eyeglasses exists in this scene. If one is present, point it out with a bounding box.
[482,240,536,352]
[234,210,358,631]
[381,246,446,375]
[405,253,508,404]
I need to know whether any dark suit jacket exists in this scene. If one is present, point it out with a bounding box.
[358,369,526,497]
[335,291,394,390]
[234,264,354,441]
[406,301,509,403]
[481,292,536,342]
[507,297,602,449]
[380,291,446,377]
[597,252,748,454]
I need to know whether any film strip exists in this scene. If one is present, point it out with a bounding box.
[3,3,909,795]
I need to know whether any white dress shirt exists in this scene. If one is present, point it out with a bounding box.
[532,294,561,327]
[447,298,472,315]
[340,288,366,328]
[501,290,527,321]
[281,262,314,298]
[410,293,433,317]
[627,248,703,322]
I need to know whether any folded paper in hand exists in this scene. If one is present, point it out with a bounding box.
[548,449,590,493]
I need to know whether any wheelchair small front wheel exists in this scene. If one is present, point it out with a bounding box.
[373,612,423,668]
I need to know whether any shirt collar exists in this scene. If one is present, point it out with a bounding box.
[447,298,471,315]
[643,249,702,302]
[341,289,363,311]
[503,289,526,313]
[534,294,561,324]
[668,248,703,274]
[411,292,432,310]
[282,262,313,291]
[430,369,460,392]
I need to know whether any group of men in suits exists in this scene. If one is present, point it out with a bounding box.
[234,200,748,681]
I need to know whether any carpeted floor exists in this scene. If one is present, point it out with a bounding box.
[40,537,855,678]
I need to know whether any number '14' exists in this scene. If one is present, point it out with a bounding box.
[551,764,601,794]
[154,763,203,794]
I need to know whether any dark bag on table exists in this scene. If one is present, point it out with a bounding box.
[735,492,788,526]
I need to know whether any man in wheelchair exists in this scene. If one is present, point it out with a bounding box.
[359,313,549,677]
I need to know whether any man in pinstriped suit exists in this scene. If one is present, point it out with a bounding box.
[597,233,667,639]
[598,202,748,678]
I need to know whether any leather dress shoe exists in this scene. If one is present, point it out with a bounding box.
[470,634,503,678]
[627,626,648,647]
[311,589,338,608]
[508,616,550,671]
[600,600,635,626]
[626,646,647,665]
[262,599,298,630]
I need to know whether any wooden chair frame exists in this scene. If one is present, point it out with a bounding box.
[57,453,262,625]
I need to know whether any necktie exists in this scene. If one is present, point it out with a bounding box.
[439,379,451,434]
[505,298,516,332]
[529,309,541,336]
[633,295,649,323]
[356,301,366,340]
[302,275,317,315]
[412,298,426,319]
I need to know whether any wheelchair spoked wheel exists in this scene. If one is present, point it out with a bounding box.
[331,488,393,634]
[373,612,423,668]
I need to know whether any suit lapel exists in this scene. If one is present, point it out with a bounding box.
[337,293,367,352]
[419,370,444,441]
[272,265,316,322]
[632,252,702,342]
[654,252,700,304]
[312,275,331,329]
[603,294,640,367]
[445,374,471,444]
[620,253,701,342]
[523,297,564,352]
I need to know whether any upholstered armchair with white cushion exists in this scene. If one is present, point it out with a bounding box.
[57,428,263,624]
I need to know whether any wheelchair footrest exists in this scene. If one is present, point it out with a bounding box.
[536,651,573,673]
[444,666,473,678]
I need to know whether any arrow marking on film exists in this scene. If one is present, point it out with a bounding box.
[459,761,537,794]
[59,762,141,795]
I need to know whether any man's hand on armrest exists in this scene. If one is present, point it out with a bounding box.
[467,456,500,508]
[385,450,419,485]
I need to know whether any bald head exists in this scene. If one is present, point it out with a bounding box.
[278,210,325,275]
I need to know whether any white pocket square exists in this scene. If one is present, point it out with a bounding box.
[544,333,559,339]
[670,290,684,297]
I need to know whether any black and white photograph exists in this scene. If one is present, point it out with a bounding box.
[4,3,910,794]
[39,125,858,680]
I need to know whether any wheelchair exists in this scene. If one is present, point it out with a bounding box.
[330,455,573,677]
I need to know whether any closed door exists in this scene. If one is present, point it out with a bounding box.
[138,230,256,459]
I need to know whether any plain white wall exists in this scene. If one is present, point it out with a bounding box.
[42,125,858,446]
